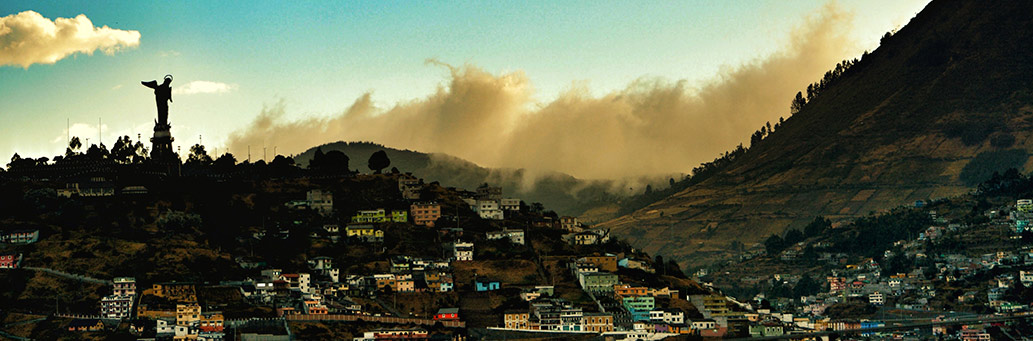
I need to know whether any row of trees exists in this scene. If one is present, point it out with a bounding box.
[618,53,867,216]
[5,137,397,176]
[763,216,831,256]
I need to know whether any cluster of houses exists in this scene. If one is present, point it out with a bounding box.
[704,200,1033,339]
[0,228,36,270]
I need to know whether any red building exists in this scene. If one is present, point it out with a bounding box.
[434,307,459,321]
[0,253,21,269]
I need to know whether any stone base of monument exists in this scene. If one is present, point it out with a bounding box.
[150,122,180,176]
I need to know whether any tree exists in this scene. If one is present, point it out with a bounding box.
[764,234,784,256]
[321,151,349,171]
[66,136,82,158]
[186,144,213,166]
[654,255,665,275]
[790,91,806,115]
[214,153,237,169]
[784,229,804,245]
[85,143,109,160]
[309,147,325,169]
[804,216,831,236]
[367,150,390,173]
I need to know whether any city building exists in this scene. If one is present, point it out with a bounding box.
[411,202,441,227]
[307,189,334,216]
[453,241,474,261]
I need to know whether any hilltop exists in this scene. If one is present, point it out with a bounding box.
[601,0,1033,269]
[293,141,634,217]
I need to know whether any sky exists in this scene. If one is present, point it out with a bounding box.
[0,1,930,179]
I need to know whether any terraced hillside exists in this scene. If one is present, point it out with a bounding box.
[601,0,1033,269]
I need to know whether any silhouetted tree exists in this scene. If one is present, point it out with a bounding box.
[790,91,806,114]
[368,150,390,173]
[784,229,804,245]
[764,234,784,256]
[186,144,213,166]
[85,143,109,160]
[214,153,237,170]
[65,136,82,158]
[804,216,831,236]
[321,151,349,171]
[309,147,325,169]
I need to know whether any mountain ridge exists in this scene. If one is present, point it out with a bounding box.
[601,0,1033,269]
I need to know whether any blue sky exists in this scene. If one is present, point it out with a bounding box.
[0,1,929,167]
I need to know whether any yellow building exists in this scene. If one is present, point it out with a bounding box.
[391,210,408,223]
[504,311,530,329]
[176,304,201,326]
[584,312,614,332]
[345,224,384,242]
[351,209,387,223]
[152,283,197,302]
[199,312,224,332]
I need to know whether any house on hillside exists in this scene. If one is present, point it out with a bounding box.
[475,278,501,291]
[434,307,460,321]
[500,198,521,211]
[411,202,441,226]
[352,209,387,223]
[579,272,619,294]
[452,241,474,261]
[391,210,408,223]
[398,175,423,200]
[345,224,383,243]
[476,200,504,220]
[2,229,39,244]
[307,189,334,216]
[68,319,105,332]
[560,216,582,231]
[0,253,22,269]
[486,228,525,245]
[566,229,609,245]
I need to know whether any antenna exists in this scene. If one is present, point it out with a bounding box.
[98,118,102,146]
[248,146,251,162]
[263,147,267,161]
[199,134,202,146]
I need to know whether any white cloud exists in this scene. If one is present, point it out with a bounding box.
[0,11,140,68]
[173,80,237,95]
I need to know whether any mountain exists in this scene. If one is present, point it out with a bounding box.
[293,141,627,216]
[601,0,1033,269]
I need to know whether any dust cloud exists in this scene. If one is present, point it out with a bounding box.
[227,4,856,182]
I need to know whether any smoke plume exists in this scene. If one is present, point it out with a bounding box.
[227,4,856,181]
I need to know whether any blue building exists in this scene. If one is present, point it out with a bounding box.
[474,278,501,291]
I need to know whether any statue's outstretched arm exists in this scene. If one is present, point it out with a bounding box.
[142,80,158,89]
[169,88,173,103]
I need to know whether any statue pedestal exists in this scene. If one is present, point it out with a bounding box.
[150,122,177,162]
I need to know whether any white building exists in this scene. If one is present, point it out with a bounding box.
[869,292,884,306]
[649,309,684,325]
[500,198,521,211]
[486,229,525,245]
[453,241,474,261]
[101,295,134,319]
[476,200,504,220]
[1021,271,1033,286]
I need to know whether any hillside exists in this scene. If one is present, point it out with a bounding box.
[601,0,1033,269]
[293,141,630,217]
